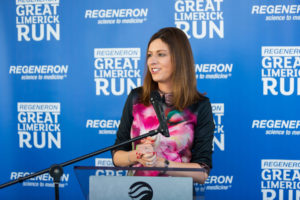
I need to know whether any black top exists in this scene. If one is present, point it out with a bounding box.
[113,87,215,169]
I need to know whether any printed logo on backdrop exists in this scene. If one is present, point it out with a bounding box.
[86,119,120,135]
[261,159,300,200]
[95,158,127,176]
[261,46,300,96]
[94,48,142,96]
[9,64,68,80]
[252,119,300,136]
[10,171,69,188]
[17,103,61,149]
[85,8,148,24]
[16,0,60,41]
[251,2,300,21]
[205,174,233,191]
[195,63,233,79]
[95,158,114,167]
[174,0,224,39]
[195,173,234,193]
[212,103,225,151]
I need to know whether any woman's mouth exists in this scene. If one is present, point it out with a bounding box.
[151,68,161,73]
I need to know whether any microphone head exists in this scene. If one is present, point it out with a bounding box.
[150,90,170,137]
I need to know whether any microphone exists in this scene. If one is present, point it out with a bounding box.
[150,91,170,137]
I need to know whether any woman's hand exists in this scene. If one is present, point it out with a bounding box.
[138,151,157,167]
[136,137,157,167]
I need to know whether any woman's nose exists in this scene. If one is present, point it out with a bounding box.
[149,56,158,65]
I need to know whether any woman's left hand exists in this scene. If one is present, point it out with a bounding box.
[140,152,157,167]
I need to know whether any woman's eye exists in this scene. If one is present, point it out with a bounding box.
[158,53,166,57]
[147,54,152,58]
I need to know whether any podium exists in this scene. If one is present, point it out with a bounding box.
[74,166,205,200]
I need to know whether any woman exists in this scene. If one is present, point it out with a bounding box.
[112,27,215,184]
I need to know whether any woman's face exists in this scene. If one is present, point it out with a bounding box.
[147,38,174,89]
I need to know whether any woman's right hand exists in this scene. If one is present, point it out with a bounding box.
[136,137,157,167]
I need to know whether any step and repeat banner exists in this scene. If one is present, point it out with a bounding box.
[1,0,300,199]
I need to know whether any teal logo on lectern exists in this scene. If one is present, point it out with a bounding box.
[128,181,153,200]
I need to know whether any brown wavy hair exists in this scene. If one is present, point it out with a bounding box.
[141,27,203,110]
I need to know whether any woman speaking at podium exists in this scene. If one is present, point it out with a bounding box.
[112,27,215,184]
